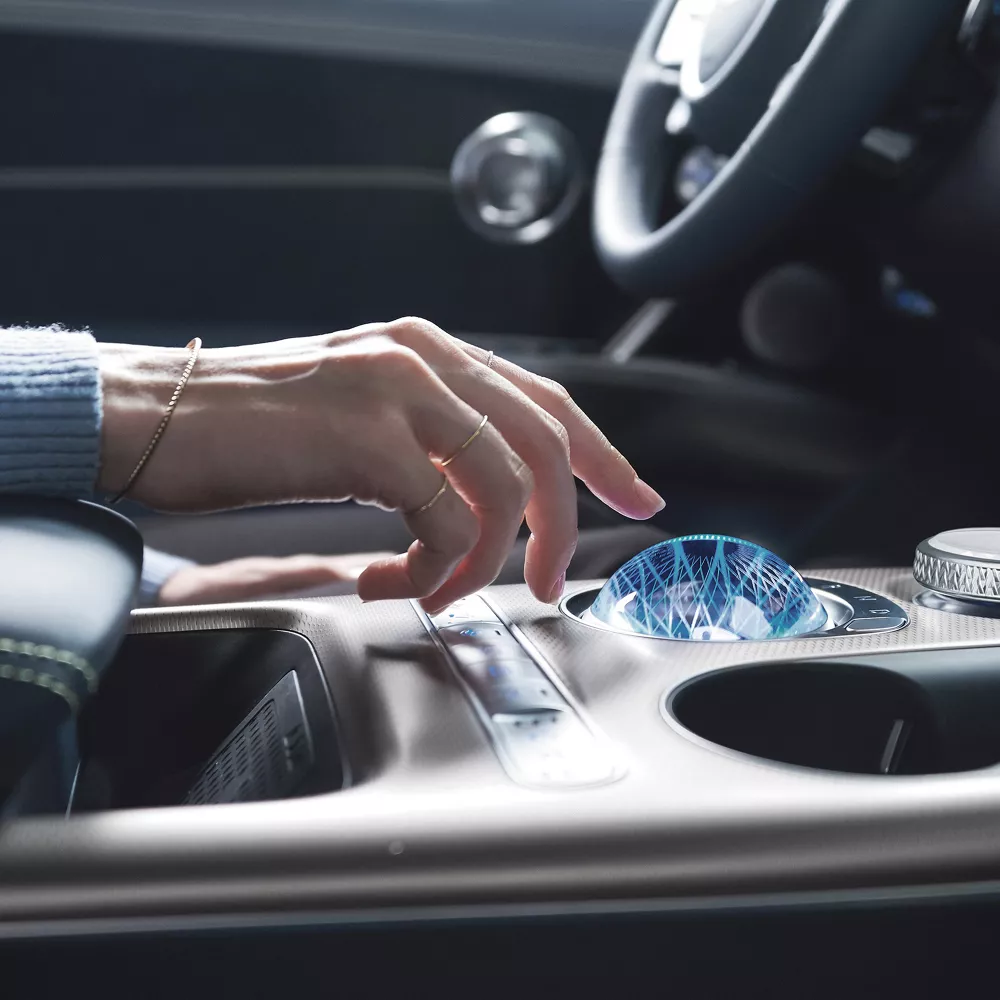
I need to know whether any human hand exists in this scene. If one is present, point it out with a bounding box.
[157,552,394,606]
[99,319,664,612]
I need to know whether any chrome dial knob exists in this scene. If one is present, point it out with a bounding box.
[913,529,1000,603]
[450,112,583,245]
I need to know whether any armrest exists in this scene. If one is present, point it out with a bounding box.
[0,498,142,798]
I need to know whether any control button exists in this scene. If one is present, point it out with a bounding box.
[481,679,565,717]
[437,622,524,667]
[674,145,728,203]
[493,710,615,786]
[860,126,917,168]
[666,96,693,135]
[845,616,907,633]
[456,655,539,692]
[462,657,540,685]
[429,595,499,628]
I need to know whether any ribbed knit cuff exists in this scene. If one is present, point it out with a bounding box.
[0,327,101,497]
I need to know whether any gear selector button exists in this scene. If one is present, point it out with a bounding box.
[590,534,828,641]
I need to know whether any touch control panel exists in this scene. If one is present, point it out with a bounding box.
[416,595,622,789]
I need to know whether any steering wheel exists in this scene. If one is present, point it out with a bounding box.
[594,0,959,296]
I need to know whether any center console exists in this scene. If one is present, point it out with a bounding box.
[6,530,1000,934]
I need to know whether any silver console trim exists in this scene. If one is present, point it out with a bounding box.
[411,596,626,790]
[558,577,909,641]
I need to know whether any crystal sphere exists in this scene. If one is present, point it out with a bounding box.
[589,535,827,641]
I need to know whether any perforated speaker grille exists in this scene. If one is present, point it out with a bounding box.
[184,671,313,806]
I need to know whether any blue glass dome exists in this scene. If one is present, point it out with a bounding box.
[590,535,827,641]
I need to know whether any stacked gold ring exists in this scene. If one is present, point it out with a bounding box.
[440,413,489,468]
[406,413,490,516]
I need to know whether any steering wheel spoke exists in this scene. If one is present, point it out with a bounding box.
[594,0,959,297]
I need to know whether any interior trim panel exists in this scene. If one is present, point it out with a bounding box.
[5,568,1000,938]
[0,0,655,86]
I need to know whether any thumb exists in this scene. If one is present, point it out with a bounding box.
[157,552,397,605]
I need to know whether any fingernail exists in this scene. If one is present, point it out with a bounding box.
[633,476,665,515]
[547,571,567,605]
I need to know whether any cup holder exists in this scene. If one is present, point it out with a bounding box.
[667,648,1000,775]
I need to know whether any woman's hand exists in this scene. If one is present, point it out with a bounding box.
[99,319,663,613]
[157,552,394,606]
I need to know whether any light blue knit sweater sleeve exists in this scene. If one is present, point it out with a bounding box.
[0,326,101,496]
[0,326,195,601]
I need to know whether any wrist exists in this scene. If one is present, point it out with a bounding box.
[97,342,194,497]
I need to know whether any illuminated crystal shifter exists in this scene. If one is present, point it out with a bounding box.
[589,535,829,641]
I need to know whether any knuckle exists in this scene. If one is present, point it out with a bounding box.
[378,343,431,382]
[537,414,571,458]
[539,377,572,407]
[507,459,534,509]
[386,316,445,351]
[555,526,580,563]
[446,511,480,554]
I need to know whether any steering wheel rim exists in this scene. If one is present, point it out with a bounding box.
[593,0,960,297]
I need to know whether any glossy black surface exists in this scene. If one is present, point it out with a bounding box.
[671,646,1000,775]
[74,629,345,810]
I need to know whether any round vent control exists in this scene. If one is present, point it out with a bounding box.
[913,529,1000,603]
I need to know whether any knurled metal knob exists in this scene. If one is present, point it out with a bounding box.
[913,529,1000,603]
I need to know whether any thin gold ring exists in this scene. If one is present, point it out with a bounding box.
[485,350,495,371]
[407,476,448,516]
[439,414,489,468]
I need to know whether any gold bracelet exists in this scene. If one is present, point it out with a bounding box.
[107,338,202,505]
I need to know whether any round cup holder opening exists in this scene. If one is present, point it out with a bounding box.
[667,662,940,775]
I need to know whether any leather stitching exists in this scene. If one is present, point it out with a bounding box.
[0,637,96,691]
[0,661,79,713]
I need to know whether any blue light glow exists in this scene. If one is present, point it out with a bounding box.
[590,534,827,641]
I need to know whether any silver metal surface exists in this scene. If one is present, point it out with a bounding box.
[656,0,716,67]
[915,589,1000,619]
[559,577,908,641]
[914,530,1000,603]
[959,0,993,51]
[450,112,584,245]
[8,567,1000,933]
[412,594,623,789]
[601,299,675,363]
[879,719,911,775]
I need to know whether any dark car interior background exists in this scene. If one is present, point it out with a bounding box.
[3,0,1000,995]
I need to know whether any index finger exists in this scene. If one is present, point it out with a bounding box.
[466,348,664,520]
